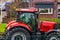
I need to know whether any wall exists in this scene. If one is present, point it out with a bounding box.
[31,0,57,18]
[58,0,60,2]
[33,0,55,3]
[0,0,6,4]
[0,0,15,4]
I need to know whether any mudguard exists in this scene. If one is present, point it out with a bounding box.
[43,29,60,39]
[45,29,60,36]
[6,21,31,32]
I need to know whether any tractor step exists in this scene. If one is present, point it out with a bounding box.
[31,32,42,40]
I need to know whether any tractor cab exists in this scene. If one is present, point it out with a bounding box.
[16,8,37,31]
[16,8,36,23]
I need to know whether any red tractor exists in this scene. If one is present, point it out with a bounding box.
[4,7,60,40]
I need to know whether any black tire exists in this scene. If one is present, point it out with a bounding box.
[45,32,60,40]
[4,27,31,40]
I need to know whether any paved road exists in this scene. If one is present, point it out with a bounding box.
[0,37,4,40]
[0,35,4,40]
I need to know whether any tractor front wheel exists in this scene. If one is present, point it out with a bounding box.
[4,27,31,40]
[45,32,60,40]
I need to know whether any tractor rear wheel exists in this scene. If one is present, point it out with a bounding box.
[4,27,31,40]
[45,32,60,40]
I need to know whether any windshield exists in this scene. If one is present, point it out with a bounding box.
[17,12,36,31]
[17,12,35,25]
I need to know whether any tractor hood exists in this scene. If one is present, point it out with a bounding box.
[40,21,56,28]
[40,21,57,32]
[41,21,56,25]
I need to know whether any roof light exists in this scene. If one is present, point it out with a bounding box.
[16,9,19,11]
[13,7,16,9]
[20,9,29,10]
[30,7,36,10]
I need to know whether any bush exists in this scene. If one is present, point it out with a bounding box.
[39,18,60,29]
[0,23,6,33]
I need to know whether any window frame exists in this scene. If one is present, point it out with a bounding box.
[36,8,53,14]
[23,0,29,2]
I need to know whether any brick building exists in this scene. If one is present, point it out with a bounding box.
[58,0,60,18]
[33,0,57,18]
[15,0,57,18]
[0,0,15,23]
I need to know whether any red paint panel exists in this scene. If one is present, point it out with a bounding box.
[40,21,56,32]
[6,21,31,32]
[16,7,37,12]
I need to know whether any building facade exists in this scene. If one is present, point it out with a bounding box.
[0,0,15,23]
[32,0,57,18]
[58,0,60,18]
[0,0,57,23]
[15,0,57,18]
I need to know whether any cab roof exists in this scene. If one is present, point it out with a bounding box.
[16,7,37,12]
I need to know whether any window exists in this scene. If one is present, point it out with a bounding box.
[38,8,53,14]
[58,9,60,12]
[23,0,29,2]
[17,12,35,28]
[18,0,29,3]
[18,12,35,23]
[58,4,60,12]
[36,3,53,14]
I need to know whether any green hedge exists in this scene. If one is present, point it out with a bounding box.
[0,23,6,33]
[39,18,60,29]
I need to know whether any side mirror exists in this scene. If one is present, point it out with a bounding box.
[35,8,40,15]
[35,11,40,15]
[35,12,39,18]
[35,12,38,15]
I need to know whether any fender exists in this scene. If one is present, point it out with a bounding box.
[40,21,56,32]
[46,29,59,34]
[45,29,60,36]
[6,21,31,32]
[44,29,60,38]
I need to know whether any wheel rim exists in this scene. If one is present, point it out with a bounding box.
[14,35,23,40]
[11,32,26,40]
[49,36,59,40]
